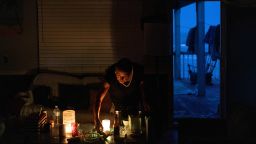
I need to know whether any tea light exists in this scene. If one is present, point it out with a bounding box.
[102,119,110,132]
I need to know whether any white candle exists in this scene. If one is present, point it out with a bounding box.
[63,110,76,137]
[102,119,110,132]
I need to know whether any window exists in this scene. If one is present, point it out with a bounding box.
[38,0,117,73]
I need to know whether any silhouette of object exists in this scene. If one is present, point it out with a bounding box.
[186,27,197,53]
[204,24,220,61]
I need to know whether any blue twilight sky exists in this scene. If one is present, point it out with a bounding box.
[172,2,220,52]
[180,2,220,34]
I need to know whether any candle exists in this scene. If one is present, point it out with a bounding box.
[102,119,110,132]
[63,110,76,137]
[65,123,72,133]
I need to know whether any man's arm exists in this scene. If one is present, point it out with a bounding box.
[94,82,110,131]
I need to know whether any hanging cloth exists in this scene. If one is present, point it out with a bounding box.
[204,25,220,60]
[186,27,197,53]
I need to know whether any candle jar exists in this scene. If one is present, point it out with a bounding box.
[102,119,111,132]
[128,112,143,136]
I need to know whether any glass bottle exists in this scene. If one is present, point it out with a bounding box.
[39,110,50,133]
[113,110,120,137]
[138,110,142,134]
[53,105,60,125]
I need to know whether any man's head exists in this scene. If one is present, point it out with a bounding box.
[114,58,133,85]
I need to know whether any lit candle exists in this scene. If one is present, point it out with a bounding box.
[102,119,110,132]
[65,123,72,133]
[63,110,76,137]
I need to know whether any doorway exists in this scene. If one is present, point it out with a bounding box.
[172,1,221,119]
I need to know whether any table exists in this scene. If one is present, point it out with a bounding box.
[2,122,147,144]
[68,133,147,144]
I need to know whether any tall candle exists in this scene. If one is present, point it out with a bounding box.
[63,110,75,137]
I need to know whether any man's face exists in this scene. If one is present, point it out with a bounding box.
[115,69,130,85]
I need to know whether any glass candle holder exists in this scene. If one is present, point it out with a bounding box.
[102,119,110,132]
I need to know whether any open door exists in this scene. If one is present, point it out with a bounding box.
[172,1,221,119]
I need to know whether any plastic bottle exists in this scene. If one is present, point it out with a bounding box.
[113,110,120,137]
[53,105,60,125]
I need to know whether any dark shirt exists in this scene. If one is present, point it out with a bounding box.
[104,62,144,115]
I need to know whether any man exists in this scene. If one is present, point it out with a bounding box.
[94,58,150,131]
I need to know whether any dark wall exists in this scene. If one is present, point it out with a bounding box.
[224,3,256,143]
[142,0,173,142]
[144,74,172,142]
[0,0,38,74]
